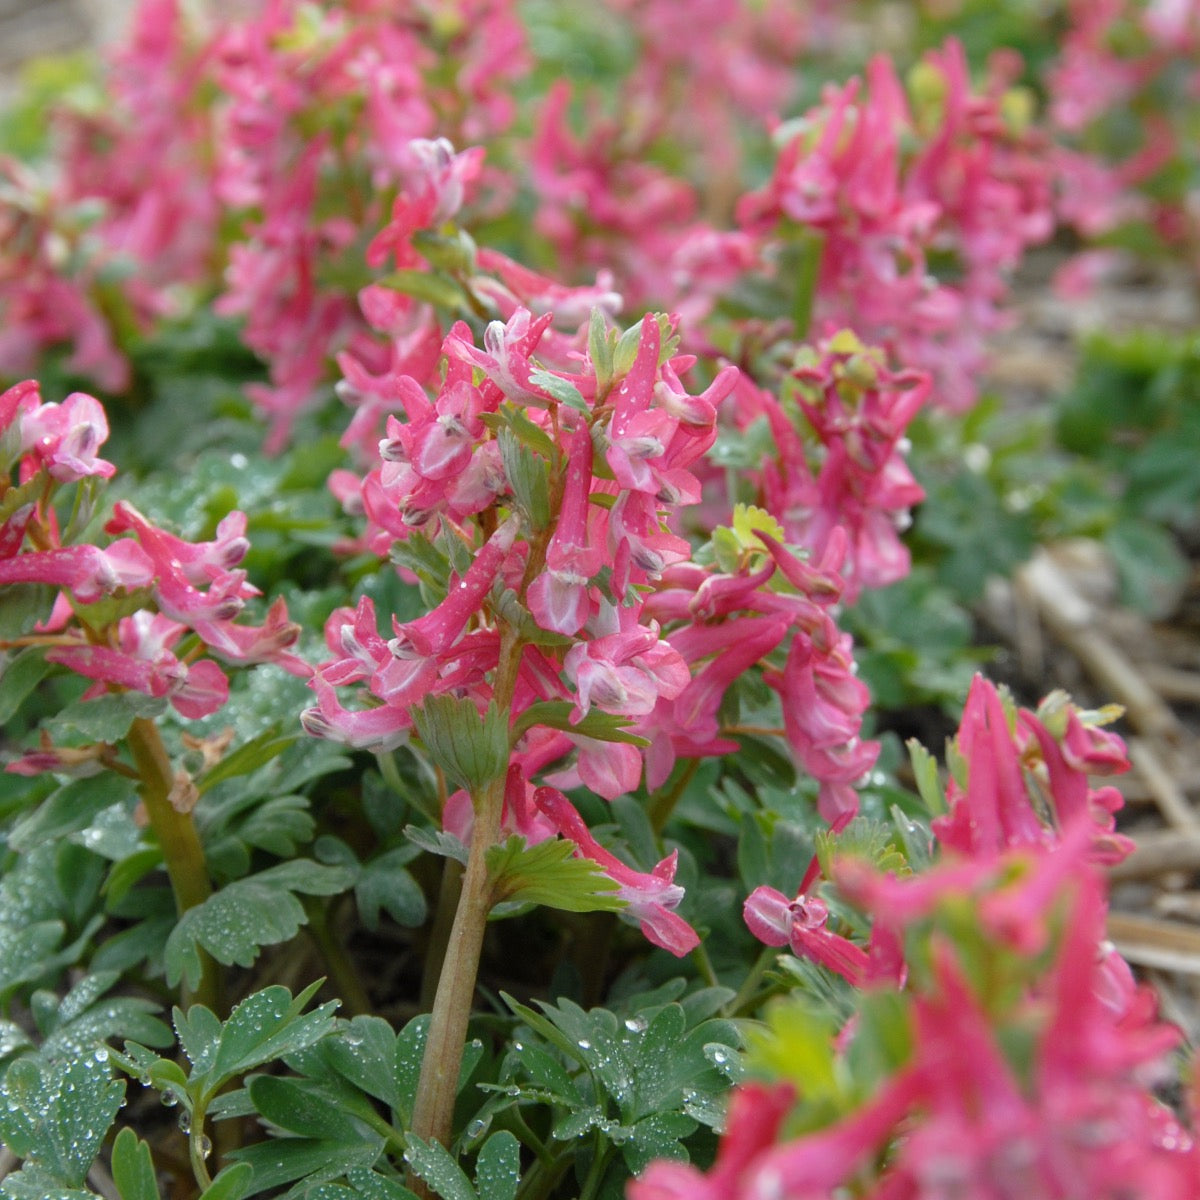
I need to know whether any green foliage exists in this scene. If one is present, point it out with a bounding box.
[411,696,510,795]
[500,993,741,1179]
[487,835,625,913]
[0,1049,124,1194]
[165,861,355,990]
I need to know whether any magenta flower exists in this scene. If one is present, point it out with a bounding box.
[14,388,116,482]
[534,785,699,956]
[527,426,603,635]
[46,613,229,720]
[743,885,871,987]
[0,542,154,603]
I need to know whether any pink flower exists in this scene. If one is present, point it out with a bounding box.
[534,785,699,956]
[743,885,871,987]
[527,426,603,635]
[16,389,116,482]
[0,543,154,603]
[46,613,229,720]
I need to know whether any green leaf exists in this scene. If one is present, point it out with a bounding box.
[249,1075,367,1141]
[612,319,645,378]
[196,1163,254,1200]
[411,696,509,795]
[510,700,648,745]
[110,1128,160,1200]
[355,849,427,930]
[527,368,588,413]
[404,1135,477,1200]
[44,691,168,743]
[501,994,589,1069]
[906,739,947,816]
[320,1015,409,1113]
[228,1137,383,1196]
[344,1169,418,1200]
[1104,517,1189,619]
[0,647,51,724]
[623,1111,697,1173]
[474,1131,520,1200]
[379,270,469,311]
[0,583,54,639]
[0,1051,124,1187]
[9,774,134,852]
[197,730,298,793]
[164,861,354,989]
[403,824,469,864]
[206,981,339,1085]
[589,307,614,395]
[497,427,551,530]
[486,836,624,913]
[391,532,451,600]
[36,970,171,1057]
[813,817,908,880]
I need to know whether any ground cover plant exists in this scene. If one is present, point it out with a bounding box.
[0,1,1198,1197]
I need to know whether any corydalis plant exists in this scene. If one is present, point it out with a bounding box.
[0,378,309,1006]
[639,678,1198,1199]
[302,285,884,1148]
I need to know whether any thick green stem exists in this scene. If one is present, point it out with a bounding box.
[410,627,523,1151]
[420,858,464,1013]
[126,718,217,1010]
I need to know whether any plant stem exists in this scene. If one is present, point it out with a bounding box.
[409,626,523,1151]
[691,940,721,990]
[304,896,371,1016]
[578,1135,612,1200]
[648,758,700,833]
[726,945,780,1018]
[790,226,825,342]
[420,857,464,1013]
[126,717,217,1011]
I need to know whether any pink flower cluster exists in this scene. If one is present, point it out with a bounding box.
[728,333,929,601]
[636,676,1196,1197]
[1044,0,1200,288]
[303,291,884,948]
[0,380,308,775]
[2,0,528,446]
[738,39,1054,412]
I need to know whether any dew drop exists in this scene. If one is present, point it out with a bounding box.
[178,1111,191,1134]
[197,1134,212,1160]
[94,1047,109,1063]
[465,1117,488,1138]
[577,1039,591,1050]
[623,1015,647,1033]
[161,1091,179,1108]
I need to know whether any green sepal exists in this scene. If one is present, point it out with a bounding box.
[486,835,625,913]
[379,269,469,311]
[411,696,509,796]
[510,700,649,746]
[497,426,551,530]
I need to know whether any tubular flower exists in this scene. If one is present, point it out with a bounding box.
[534,786,700,956]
